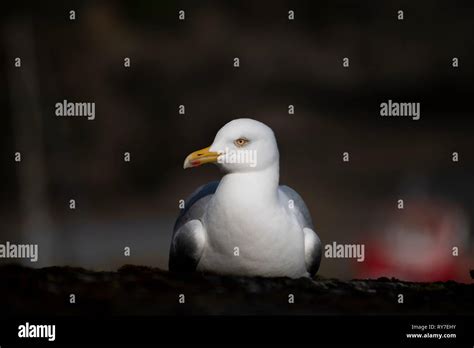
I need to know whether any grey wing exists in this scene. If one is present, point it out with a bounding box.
[279,185,314,229]
[169,181,219,273]
[279,185,322,277]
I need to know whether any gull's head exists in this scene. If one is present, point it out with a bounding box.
[183,118,279,173]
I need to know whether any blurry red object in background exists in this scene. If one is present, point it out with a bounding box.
[358,197,472,283]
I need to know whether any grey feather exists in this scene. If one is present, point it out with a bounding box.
[279,185,314,229]
[279,185,321,276]
[169,181,219,273]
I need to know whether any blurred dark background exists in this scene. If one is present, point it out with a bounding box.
[1,0,473,281]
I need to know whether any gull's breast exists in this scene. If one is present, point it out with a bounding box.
[197,204,307,277]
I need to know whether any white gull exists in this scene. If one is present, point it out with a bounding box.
[169,118,321,278]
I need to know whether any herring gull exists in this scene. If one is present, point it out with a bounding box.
[169,118,321,278]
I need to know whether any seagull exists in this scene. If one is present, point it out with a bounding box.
[169,118,322,278]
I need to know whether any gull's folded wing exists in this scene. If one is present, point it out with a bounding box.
[279,185,322,277]
[169,181,219,273]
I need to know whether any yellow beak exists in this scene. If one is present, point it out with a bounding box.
[183,146,220,169]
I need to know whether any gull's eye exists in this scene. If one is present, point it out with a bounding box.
[234,137,249,147]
